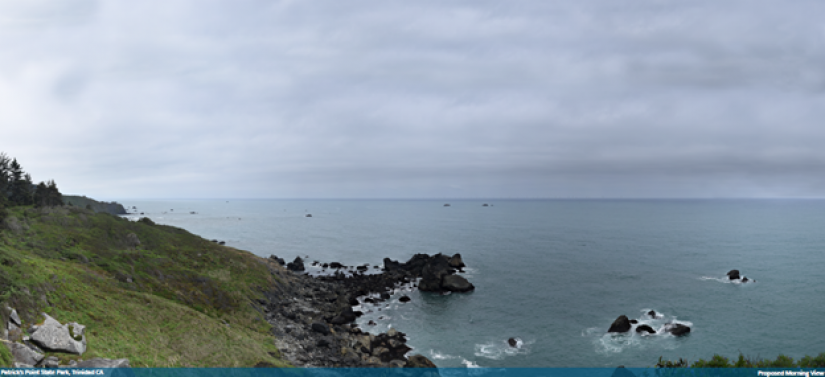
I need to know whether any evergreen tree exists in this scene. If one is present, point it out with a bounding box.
[9,160,33,206]
[0,152,9,200]
[33,182,48,208]
[47,180,63,206]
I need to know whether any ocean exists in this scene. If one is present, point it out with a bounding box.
[119,199,825,368]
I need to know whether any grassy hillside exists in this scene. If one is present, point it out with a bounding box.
[0,205,289,367]
[62,195,127,215]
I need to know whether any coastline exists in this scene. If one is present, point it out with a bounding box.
[261,254,469,367]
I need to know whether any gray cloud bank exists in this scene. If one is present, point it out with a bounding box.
[1,0,824,199]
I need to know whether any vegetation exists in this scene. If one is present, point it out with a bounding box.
[658,353,825,368]
[0,202,289,367]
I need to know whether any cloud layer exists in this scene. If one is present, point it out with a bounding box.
[2,0,824,199]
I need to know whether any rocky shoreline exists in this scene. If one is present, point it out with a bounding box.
[260,253,473,367]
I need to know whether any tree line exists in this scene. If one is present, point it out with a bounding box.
[0,152,64,219]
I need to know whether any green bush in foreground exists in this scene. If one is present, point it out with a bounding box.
[658,353,825,368]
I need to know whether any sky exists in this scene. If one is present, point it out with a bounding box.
[1,0,825,200]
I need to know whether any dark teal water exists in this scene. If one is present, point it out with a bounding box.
[121,199,825,367]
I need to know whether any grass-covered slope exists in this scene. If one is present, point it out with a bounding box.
[0,205,289,367]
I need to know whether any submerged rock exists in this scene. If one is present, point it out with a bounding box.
[608,315,632,333]
[636,325,656,334]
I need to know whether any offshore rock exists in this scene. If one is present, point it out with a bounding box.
[666,324,691,336]
[727,270,740,280]
[636,325,656,334]
[608,315,631,333]
[448,253,465,269]
[442,275,474,292]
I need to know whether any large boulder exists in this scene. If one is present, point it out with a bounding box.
[383,258,401,272]
[666,324,691,336]
[442,275,475,292]
[8,342,45,366]
[607,315,632,333]
[287,257,305,272]
[29,314,86,355]
[727,270,740,280]
[448,254,465,269]
[8,307,22,327]
[75,358,131,368]
[405,354,438,368]
[418,255,453,292]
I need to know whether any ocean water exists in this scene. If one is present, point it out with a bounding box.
[120,199,825,367]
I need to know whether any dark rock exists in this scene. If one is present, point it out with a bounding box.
[630,319,638,324]
[383,258,401,272]
[636,325,656,334]
[380,292,391,300]
[306,214,312,217]
[667,324,691,336]
[287,257,305,272]
[647,310,657,317]
[482,203,489,207]
[742,277,749,282]
[399,295,411,303]
[442,274,474,292]
[330,262,344,269]
[367,320,376,326]
[406,354,438,367]
[317,338,331,348]
[448,253,465,269]
[218,241,225,245]
[418,255,453,292]
[727,270,740,280]
[608,315,632,333]
[311,322,330,336]
[508,337,520,347]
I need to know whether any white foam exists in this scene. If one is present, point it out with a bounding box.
[461,359,482,368]
[429,350,458,360]
[473,338,533,360]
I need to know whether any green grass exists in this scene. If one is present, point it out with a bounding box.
[658,353,825,368]
[0,205,289,367]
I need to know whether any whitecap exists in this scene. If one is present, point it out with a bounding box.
[473,338,533,360]
[429,350,458,360]
[461,359,482,368]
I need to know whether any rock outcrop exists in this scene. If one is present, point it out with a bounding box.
[608,315,632,333]
[3,309,130,368]
[30,313,87,355]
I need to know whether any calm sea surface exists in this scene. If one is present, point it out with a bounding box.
[121,199,825,367]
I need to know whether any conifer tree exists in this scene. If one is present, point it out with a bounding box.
[47,180,64,206]
[33,182,48,208]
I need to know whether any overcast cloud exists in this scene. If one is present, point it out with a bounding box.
[1,0,824,199]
